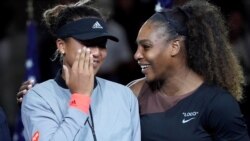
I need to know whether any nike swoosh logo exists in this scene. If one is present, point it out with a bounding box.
[182,117,195,124]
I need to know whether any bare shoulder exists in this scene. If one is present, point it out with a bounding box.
[126,77,146,97]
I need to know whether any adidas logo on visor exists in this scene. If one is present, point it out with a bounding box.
[92,21,103,29]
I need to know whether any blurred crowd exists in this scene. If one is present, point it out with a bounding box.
[0,0,249,137]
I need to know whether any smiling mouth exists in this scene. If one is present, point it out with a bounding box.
[139,64,151,74]
[140,64,150,70]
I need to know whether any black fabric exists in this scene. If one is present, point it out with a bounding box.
[56,18,118,42]
[140,83,250,141]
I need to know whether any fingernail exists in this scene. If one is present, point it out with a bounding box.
[87,48,90,52]
[78,49,82,53]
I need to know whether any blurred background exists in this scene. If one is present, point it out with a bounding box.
[0,0,249,140]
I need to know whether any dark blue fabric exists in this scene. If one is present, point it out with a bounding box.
[56,17,118,42]
[158,0,173,8]
[0,107,11,141]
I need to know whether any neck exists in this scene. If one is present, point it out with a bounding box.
[157,68,204,96]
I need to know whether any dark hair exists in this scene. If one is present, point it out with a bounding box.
[43,0,103,36]
[148,0,244,101]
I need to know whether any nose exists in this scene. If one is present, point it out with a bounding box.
[134,46,143,61]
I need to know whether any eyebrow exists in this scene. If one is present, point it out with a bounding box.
[136,39,152,46]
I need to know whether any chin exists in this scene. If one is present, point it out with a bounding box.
[144,74,155,82]
[94,69,99,75]
[145,76,165,91]
[94,66,102,75]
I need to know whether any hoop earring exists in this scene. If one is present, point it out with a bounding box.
[59,52,65,63]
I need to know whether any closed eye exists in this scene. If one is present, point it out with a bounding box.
[142,44,151,49]
[137,39,153,51]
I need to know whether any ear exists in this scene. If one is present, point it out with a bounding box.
[170,38,183,56]
[56,39,66,54]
